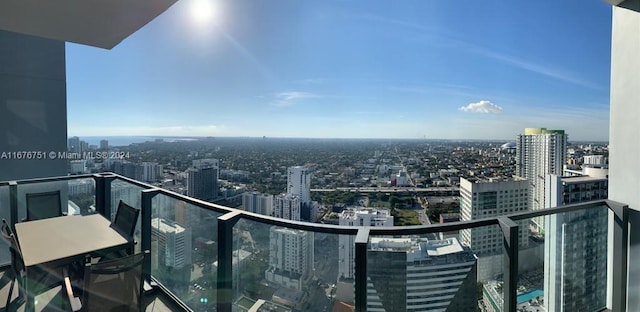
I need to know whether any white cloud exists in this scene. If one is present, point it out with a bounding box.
[459,100,503,113]
[271,91,319,107]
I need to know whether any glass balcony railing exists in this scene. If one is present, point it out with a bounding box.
[0,173,629,312]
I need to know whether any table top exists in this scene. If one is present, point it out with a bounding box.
[15,214,130,267]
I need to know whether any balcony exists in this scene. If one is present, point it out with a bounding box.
[0,173,628,312]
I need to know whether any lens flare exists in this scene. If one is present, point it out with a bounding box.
[190,0,216,25]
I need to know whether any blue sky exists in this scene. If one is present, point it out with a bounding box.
[66,0,612,141]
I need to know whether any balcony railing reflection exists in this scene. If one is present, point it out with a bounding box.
[0,173,628,312]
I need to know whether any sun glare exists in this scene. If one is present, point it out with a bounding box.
[190,0,217,25]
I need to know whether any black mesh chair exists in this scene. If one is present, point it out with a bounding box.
[1,219,65,311]
[93,201,140,262]
[64,250,149,312]
[25,190,63,221]
[113,200,140,238]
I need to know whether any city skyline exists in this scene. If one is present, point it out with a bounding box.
[67,0,612,141]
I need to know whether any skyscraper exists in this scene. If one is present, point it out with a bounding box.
[338,208,393,279]
[68,136,81,153]
[265,226,314,291]
[151,217,192,269]
[544,174,608,312]
[367,237,477,312]
[243,192,274,216]
[273,193,301,221]
[459,177,529,280]
[516,127,567,232]
[187,159,219,202]
[99,139,109,149]
[141,162,163,183]
[287,166,311,204]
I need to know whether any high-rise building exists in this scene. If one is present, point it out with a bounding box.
[192,158,219,170]
[367,237,477,312]
[141,162,163,183]
[544,174,608,312]
[516,127,567,232]
[187,166,218,202]
[459,177,529,280]
[287,166,311,204]
[460,177,529,254]
[273,194,301,221]
[68,136,81,153]
[338,208,393,279]
[242,192,274,216]
[99,139,109,149]
[265,226,314,291]
[583,155,606,167]
[70,160,88,175]
[112,161,143,181]
[151,217,192,270]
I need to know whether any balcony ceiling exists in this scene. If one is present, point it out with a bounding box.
[0,0,176,49]
[605,0,627,5]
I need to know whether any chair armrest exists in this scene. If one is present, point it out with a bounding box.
[64,276,82,311]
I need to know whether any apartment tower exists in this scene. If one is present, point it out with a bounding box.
[367,237,477,312]
[459,177,529,280]
[338,208,393,279]
[516,127,567,232]
[544,174,608,312]
[265,227,314,291]
[187,159,219,202]
[242,192,274,216]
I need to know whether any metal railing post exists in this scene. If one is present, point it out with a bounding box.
[354,228,370,312]
[9,181,17,230]
[94,174,115,219]
[608,200,628,312]
[141,189,159,284]
[217,211,242,312]
[498,216,519,312]
[94,174,105,215]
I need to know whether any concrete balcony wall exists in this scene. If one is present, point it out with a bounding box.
[610,2,640,310]
[0,30,67,181]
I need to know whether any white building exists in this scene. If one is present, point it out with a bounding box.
[287,166,311,206]
[141,162,163,183]
[67,178,94,196]
[544,174,608,312]
[367,237,477,312]
[70,160,88,174]
[338,208,393,279]
[394,169,410,186]
[151,217,192,270]
[242,192,273,216]
[459,177,529,280]
[516,127,567,232]
[273,193,301,221]
[583,155,606,167]
[265,226,314,291]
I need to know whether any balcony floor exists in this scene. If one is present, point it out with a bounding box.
[0,267,181,311]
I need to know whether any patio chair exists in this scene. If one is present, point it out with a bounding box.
[64,250,149,312]
[112,200,140,239]
[1,219,65,311]
[25,190,63,221]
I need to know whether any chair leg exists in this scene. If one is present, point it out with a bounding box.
[5,279,13,311]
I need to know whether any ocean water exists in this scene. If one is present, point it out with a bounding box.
[78,136,197,147]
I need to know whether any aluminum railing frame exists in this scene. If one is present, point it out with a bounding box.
[1,173,629,312]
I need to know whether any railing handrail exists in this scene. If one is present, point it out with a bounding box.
[1,172,627,312]
[0,173,96,186]
[1,172,616,236]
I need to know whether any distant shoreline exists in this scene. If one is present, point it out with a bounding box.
[74,136,609,147]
